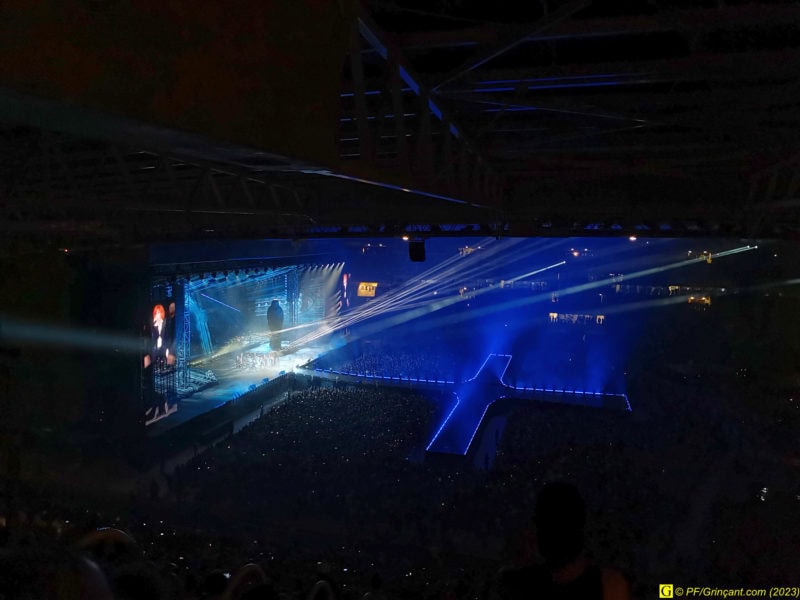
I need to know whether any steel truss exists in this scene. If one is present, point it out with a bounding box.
[746,154,800,238]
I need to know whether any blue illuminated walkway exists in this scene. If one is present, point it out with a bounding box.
[425,353,630,456]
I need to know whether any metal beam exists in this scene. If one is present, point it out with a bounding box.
[1,124,508,244]
[0,86,314,173]
[351,12,504,208]
[431,0,592,92]
[438,93,646,125]
[396,3,800,51]
[350,24,375,162]
[454,48,800,86]
[389,59,409,168]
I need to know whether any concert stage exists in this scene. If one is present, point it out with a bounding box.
[147,343,328,437]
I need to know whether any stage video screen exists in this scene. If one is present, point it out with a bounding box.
[144,237,766,433]
[143,262,342,427]
[143,282,181,426]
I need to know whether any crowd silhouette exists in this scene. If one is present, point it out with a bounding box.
[2,345,799,598]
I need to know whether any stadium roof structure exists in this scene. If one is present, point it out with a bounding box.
[1,0,799,247]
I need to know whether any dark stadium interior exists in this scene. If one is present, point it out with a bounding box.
[2,1,800,599]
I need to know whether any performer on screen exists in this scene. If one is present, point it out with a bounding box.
[165,301,177,366]
[144,305,168,423]
[267,299,284,351]
[152,304,167,366]
[145,302,180,425]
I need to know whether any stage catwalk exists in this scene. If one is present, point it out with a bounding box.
[425,354,630,456]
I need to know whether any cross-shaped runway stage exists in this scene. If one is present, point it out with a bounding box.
[425,353,630,456]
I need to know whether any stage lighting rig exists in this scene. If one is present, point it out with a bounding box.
[568,247,593,258]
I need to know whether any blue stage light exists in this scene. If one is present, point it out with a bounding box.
[463,400,497,456]
[426,394,461,451]
[427,353,630,456]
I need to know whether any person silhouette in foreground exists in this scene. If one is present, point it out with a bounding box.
[498,482,630,600]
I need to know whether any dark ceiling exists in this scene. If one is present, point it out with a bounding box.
[1,0,799,246]
[351,0,800,229]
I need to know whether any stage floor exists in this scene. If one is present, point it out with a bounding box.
[146,343,328,437]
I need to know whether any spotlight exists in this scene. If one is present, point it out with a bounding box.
[629,236,637,242]
[402,235,409,241]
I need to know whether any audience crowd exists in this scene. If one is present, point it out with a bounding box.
[2,347,799,598]
[320,352,459,383]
